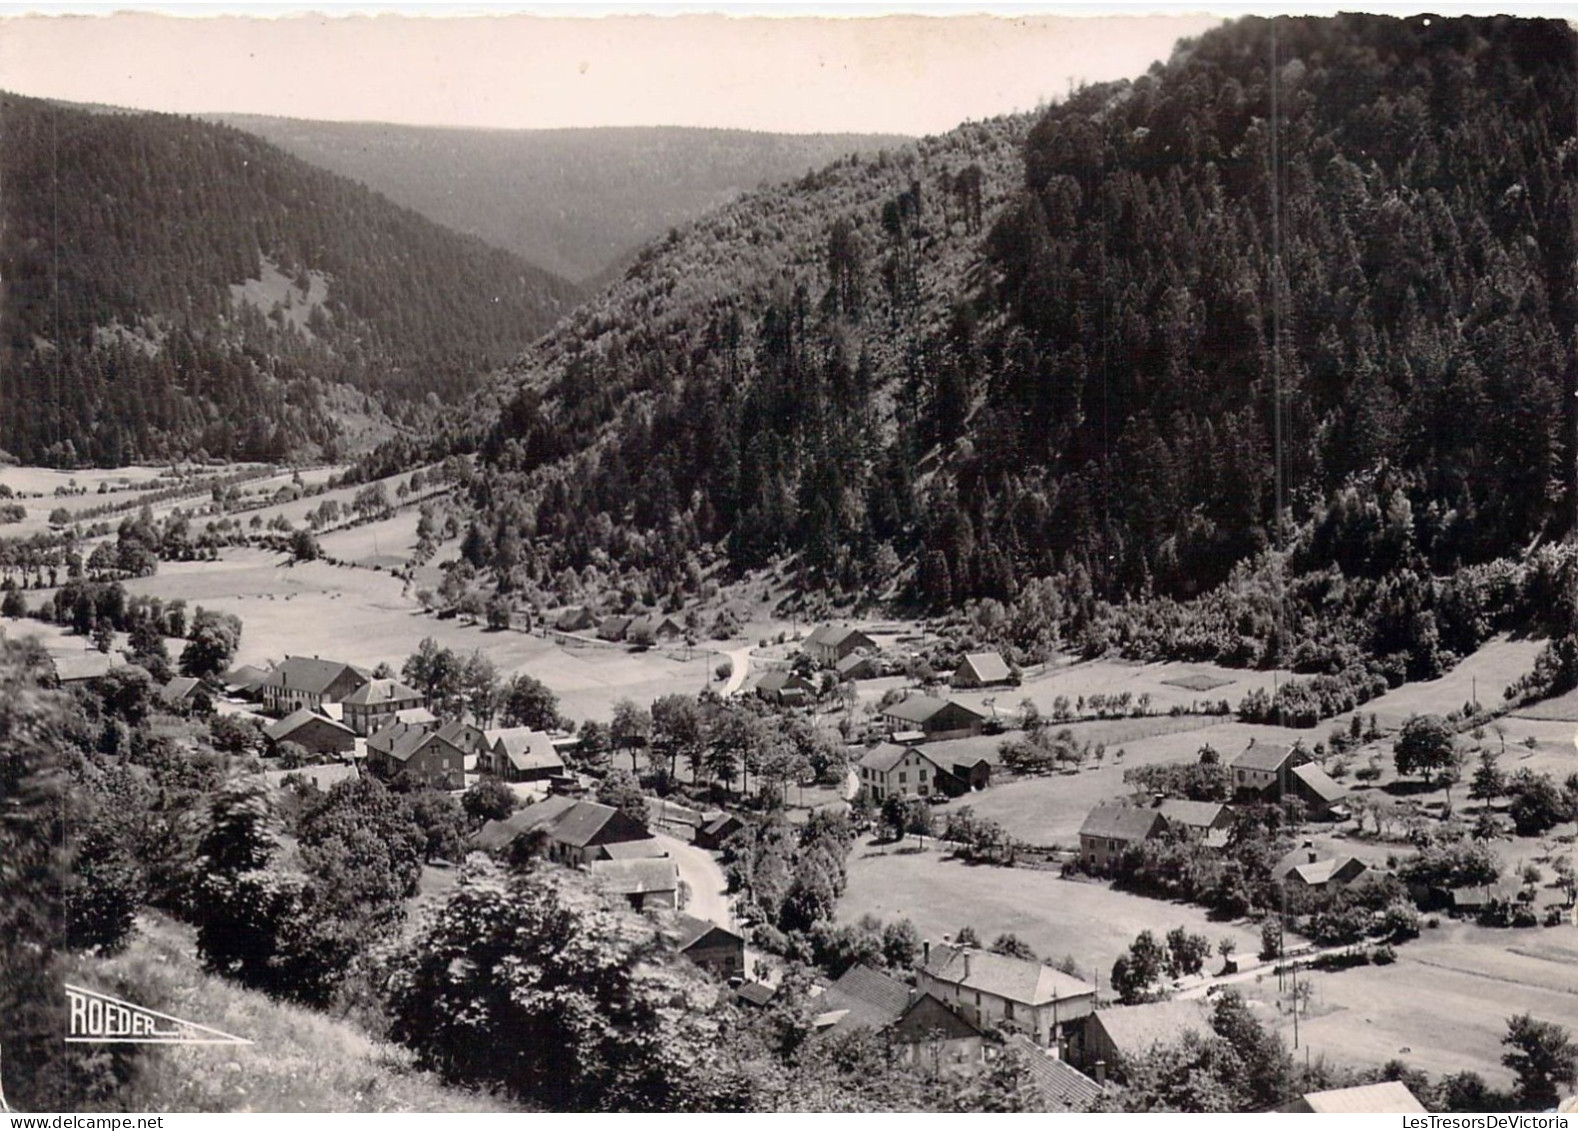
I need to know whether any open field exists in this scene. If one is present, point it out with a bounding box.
[1345,635,1546,730]
[957,718,1313,848]
[839,842,1262,984]
[316,510,421,569]
[118,548,726,721]
[1232,921,1578,1088]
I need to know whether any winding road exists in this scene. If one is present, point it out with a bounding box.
[656,832,734,928]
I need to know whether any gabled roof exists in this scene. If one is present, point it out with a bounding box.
[161,675,202,701]
[756,669,814,693]
[366,720,456,764]
[222,664,270,692]
[882,695,965,724]
[858,743,935,774]
[1291,761,1348,804]
[487,727,565,773]
[1091,999,1213,1061]
[699,813,742,838]
[340,678,424,706]
[1007,1033,1104,1112]
[434,718,485,751]
[1292,1082,1427,1114]
[600,838,670,860]
[890,992,983,1044]
[1157,799,1229,830]
[736,982,778,1006]
[587,856,677,895]
[921,945,1093,1006]
[395,706,438,727]
[807,625,875,649]
[956,652,1013,682]
[1288,856,1368,887]
[1080,804,1167,842]
[673,912,743,953]
[547,799,644,846]
[819,964,913,1031]
[264,706,354,743]
[836,653,878,676]
[53,651,121,682]
[1231,740,1300,772]
[261,655,367,696]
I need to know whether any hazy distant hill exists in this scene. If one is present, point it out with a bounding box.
[209,117,911,282]
[0,94,581,466]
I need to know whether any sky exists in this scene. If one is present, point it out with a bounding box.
[0,8,1234,134]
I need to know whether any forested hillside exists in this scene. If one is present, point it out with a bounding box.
[209,118,910,283]
[0,94,581,466]
[463,16,1575,615]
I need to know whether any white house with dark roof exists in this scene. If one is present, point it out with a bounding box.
[1229,739,1313,799]
[857,743,953,802]
[803,624,878,668]
[879,695,986,740]
[1079,804,1168,872]
[340,677,426,736]
[917,943,1095,1048]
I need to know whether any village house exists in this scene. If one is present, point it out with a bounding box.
[647,796,705,838]
[879,695,986,740]
[339,677,427,737]
[917,942,1096,1049]
[812,964,988,1074]
[857,743,957,802]
[553,606,596,633]
[259,655,369,717]
[813,964,913,1034]
[474,796,659,867]
[627,613,683,643]
[1228,739,1313,801]
[950,651,1016,689]
[835,652,880,682]
[587,857,679,911]
[1071,999,1214,1079]
[694,811,745,851]
[755,668,817,707]
[484,726,566,782]
[1272,842,1372,891]
[921,736,1004,792]
[803,624,878,668]
[432,719,488,771]
[672,914,746,980]
[364,719,466,789]
[1288,761,1349,819]
[1155,799,1234,846]
[1078,804,1168,872]
[51,650,122,685]
[159,675,203,707]
[395,706,438,728]
[263,706,357,759]
[1276,1082,1428,1113]
[220,663,270,699]
[596,614,633,642]
[1007,1034,1105,1111]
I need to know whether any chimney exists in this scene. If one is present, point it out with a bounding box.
[923,939,930,966]
[963,952,972,980]
[1308,849,1319,864]
[1152,793,1165,808]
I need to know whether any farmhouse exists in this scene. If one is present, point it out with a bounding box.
[803,624,878,668]
[587,857,679,911]
[879,695,985,740]
[259,655,368,717]
[1007,1033,1105,1111]
[1156,799,1233,845]
[263,707,356,759]
[814,963,912,1034]
[364,720,465,789]
[485,726,565,781]
[1072,999,1213,1078]
[835,653,879,681]
[1288,761,1349,819]
[159,675,203,706]
[628,613,683,642]
[889,993,987,1074]
[476,796,657,867]
[950,651,1016,689]
[434,719,488,765]
[221,664,270,698]
[553,606,596,633]
[694,811,745,851]
[340,677,427,737]
[1228,740,1314,800]
[672,914,745,980]
[51,651,121,684]
[1277,1082,1428,1113]
[917,942,1095,1049]
[755,668,817,707]
[1078,805,1167,872]
[596,614,633,642]
[1272,843,1372,891]
[858,743,967,802]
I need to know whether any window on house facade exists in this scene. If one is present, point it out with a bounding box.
[898,772,906,784]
